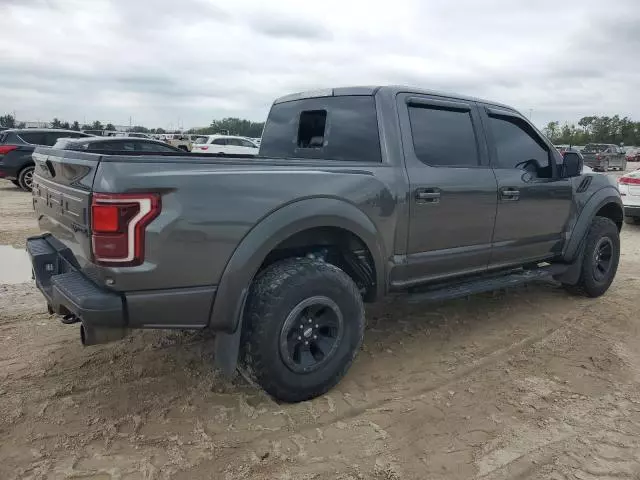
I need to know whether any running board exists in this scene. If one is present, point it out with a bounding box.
[406,265,567,304]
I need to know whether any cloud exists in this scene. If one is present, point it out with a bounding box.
[0,0,638,130]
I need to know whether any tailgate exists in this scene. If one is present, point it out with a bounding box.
[32,148,101,269]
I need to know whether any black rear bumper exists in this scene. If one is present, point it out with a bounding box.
[26,234,125,328]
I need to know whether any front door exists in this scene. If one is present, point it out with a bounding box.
[395,94,498,288]
[481,106,573,268]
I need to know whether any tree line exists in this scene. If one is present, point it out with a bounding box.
[1,113,265,138]
[543,115,640,146]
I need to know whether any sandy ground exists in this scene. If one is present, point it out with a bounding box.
[1,173,640,480]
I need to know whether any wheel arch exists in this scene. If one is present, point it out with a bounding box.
[209,197,386,334]
[563,187,623,262]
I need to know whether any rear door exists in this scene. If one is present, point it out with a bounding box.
[210,137,229,154]
[481,106,572,267]
[397,94,498,286]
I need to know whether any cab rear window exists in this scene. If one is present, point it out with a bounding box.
[260,96,382,162]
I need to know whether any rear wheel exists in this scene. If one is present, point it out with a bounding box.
[242,258,365,402]
[17,165,35,191]
[564,217,620,298]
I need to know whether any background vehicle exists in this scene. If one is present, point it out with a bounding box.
[191,134,259,154]
[52,136,184,153]
[582,143,627,171]
[619,169,640,225]
[626,148,640,162]
[27,86,623,403]
[0,128,92,190]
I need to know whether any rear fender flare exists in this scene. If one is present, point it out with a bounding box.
[209,197,386,334]
[563,187,622,262]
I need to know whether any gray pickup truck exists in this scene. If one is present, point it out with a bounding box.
[27,86,623,402]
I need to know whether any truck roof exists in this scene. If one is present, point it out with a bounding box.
[273,85,512,110]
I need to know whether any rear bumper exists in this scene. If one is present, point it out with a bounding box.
[624,205,640,217]
[27,234,218,334]
[27,234,125,328]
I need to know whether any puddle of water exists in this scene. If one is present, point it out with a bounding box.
[0,245,33,284]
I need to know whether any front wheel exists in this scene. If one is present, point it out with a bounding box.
[242,258,365,402]
[17,165,35,191]
[564,217,620,298]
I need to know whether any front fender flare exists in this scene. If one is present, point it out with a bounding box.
[209,197,386,334]
[563,186,622,262]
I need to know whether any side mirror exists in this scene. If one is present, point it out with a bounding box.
[562,151,583,178]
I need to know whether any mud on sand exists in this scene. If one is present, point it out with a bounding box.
[1,178,640,479]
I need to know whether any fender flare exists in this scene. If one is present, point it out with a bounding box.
[209,197,387,334]
[563,186,622,262]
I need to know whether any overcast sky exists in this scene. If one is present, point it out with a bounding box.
[1,0,638,129]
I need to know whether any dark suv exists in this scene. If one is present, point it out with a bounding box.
[0,129,92,190]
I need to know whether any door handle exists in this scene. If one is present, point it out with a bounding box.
[415,189,441,203]
[500,188,520,201]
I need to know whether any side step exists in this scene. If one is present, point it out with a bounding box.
[406,265,567,304]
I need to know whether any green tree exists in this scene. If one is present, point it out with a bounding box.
[155,127,166,134]
[130,125,149,133]
[91,120,104,130]
[543,121,560,142]
[50,118,62,129]
[0,114,16,128]
[71,121,81,131]
[17,122,26,129]
[81,124,92,130]
[60,121,70,129]
[105,123,116,131]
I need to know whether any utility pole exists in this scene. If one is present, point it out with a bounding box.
[529,109,533,120]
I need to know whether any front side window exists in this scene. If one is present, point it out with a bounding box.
[211,138,227,145]
[240,139,257,148]
[488,115,550,175]
[408,105,479,167]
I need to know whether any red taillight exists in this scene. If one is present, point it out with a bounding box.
[200,146,208,150]
[91,193,161,266]
[0,145,18,155]
[619,176,640,185]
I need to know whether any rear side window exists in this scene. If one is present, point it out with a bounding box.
[18,132,47,145]
[408,105,479,167]
[260,96,382,162]
[211,138,227,145]
[139,142,178,153]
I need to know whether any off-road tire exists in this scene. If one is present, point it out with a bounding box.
[242,258,365,403]
[564,217,620,298]
[17,165,35,191]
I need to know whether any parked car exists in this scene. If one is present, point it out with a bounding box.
[618,169,640,225]
[27,86,623,403]
[625,148,640,162]
[0,129,92,190]
[191,135,259,155]
[52,136,184,153]
[582,143,627,172]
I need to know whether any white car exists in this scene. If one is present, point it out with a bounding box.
[191,135,259,155]
[618,169,640,225]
